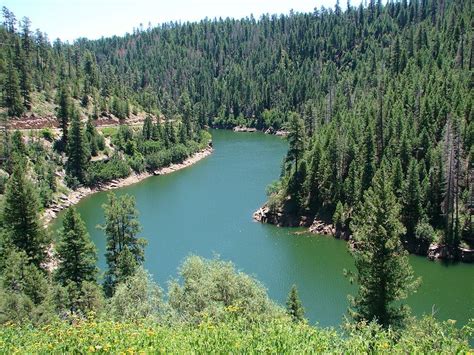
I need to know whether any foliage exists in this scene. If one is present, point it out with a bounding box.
[55,207,97,288]
[86,155,130,186]
[99,193,146,296]
[2,161,49,267]
[65,107,90,184]
[286,284,305,323]
[349,166,420,328]
[0,316,470,353]
[168,256,283,323]
[106,267,163,322]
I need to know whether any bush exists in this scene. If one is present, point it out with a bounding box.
[145,144,190,171]
[168,256,283,323]
[86,155,130,186]
[415,220,436,244]
[40,128,54,142]
[106,268,163,322]
[127,153,146,173]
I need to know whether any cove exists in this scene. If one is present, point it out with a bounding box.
[52,129,474,328]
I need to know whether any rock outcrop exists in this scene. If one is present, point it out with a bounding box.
[233,126,257,132]
[427,244,474,263]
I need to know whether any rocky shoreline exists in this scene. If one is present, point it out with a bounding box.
[43,147,213,226]
[253,203,473,263]
[226,125,289,136]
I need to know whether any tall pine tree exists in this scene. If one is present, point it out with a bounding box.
[66,106,89,184]
[99,193,146,296]
[3,161,49,267]
[286,284,305,322]
[55,207,97,286]
[349,165,419,328]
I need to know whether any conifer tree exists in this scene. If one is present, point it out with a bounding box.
[66,107,89,184]
[286,112,305,174]
[99,193,146,296]
[55,207,97,286]
[402,159,423,237]
[4,60,24,117]
[142,115,153,140]
[3,162,49,267]
[349,165,419,328]
[286,284,305,322]
[57,83,71,148]
[15,38,32,110]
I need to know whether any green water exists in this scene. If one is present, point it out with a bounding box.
[52,129,474,327]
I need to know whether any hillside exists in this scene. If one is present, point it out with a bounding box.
[0,0,473,352]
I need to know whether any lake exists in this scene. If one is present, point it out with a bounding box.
[52,129,474,328]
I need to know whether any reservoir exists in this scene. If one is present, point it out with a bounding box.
[52,129,474,327]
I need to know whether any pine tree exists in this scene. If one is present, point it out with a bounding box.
[142,115,153,140]
[285,112,305,174]
[391,37,401,74]
[361,126,375,192]
[57,83,71,148]
[3,162,49,267]
[402,159,423,237]
[99,193,146,296]
[66,107,89,184]
[55,207,97,286]
[286,284,305,322]
[349,165,419,328]
[4,60,24,117]
[15,38,32,110]
[1,249,48,305]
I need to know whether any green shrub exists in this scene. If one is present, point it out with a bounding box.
[106,268,163,322]
[40,128,54,142]
[86,155,130,185]
[168,256,283,323]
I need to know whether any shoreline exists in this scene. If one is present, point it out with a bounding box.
[253,204,474,263]
[43,146,213,227]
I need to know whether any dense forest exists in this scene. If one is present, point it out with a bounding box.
[257,0,473,260]
[1,0,472,256]
[0,0,472,351]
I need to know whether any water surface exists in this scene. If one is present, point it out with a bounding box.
[52,129,474,327]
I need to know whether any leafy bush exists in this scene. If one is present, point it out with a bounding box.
[86,155,130,185]
[415,221,437,244]
[168,256,283,323]
[145,144,189,171]
[127,153,146,173]
[106,268,163,322]
[40,128,54,142]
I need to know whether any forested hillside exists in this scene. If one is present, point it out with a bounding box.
[251,0,473,260]
[0,0,472,254]
[0,0,473,350]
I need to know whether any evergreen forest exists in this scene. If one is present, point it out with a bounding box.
[0,0,472,351]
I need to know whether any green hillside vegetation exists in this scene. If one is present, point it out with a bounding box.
[0,0,473,351]
[1,0,472,256]
[1,314,471,353]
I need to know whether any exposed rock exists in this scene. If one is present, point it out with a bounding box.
[309,219,336,236]
[428,243,474,263]
[264,127,275,134]
[233,126,257,132]
[275,130,289,136]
